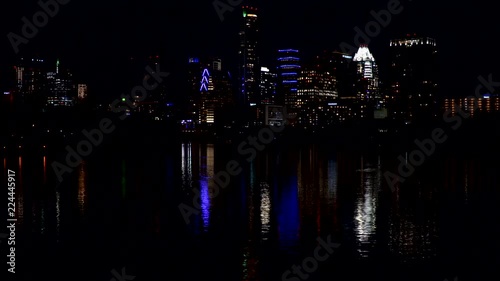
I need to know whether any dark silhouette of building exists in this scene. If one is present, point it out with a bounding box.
[389,34,438,122]
[239,5,260,107]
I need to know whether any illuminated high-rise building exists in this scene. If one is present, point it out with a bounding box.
[389,34,438,121]
[198,58,233,126]
[260,67,276,105]
[443,94,500,118]
[276,49,301,111]
[78,84,88,100]
[14,57,47,107]
[239,5,260,106]
[45,59,76,107]
[187,57,202,123]
[299,51,357,125]
[353,45,380,119]
[297,63,337,127]
[256,67,277,125]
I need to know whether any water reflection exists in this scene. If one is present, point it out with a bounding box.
[55,191,61,241]
[181,143,193,187]
[260,182,271,240]
[354,155,381,258]
[78,161,88,216]
[43,156,47,184]
[11,141,499,281]
[200,144,214,231]
[388,210,437,263]
[242,245,258,281]
[277,172,299,252]
[121,160,127,198]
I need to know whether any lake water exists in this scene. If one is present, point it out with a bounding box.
[2,140,500,281]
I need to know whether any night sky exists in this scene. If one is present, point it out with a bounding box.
[0,0,497,101]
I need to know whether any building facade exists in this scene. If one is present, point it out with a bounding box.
[389,35,438,122]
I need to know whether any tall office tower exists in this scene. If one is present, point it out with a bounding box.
[329,51,354,99]
[187,57,202,123]
[260,67,277,105]
[276,49,301,112]
[297,64,338,128]
[389,34,438,122]
[258,67,277,125]
[77,84,88,100]
[14,57,47,107]
[45,59,76,107]
[239,5,260,106]
[304,51,357,125]
[198,58,233,126]
[128,55,170,120]
[353,45,380,119]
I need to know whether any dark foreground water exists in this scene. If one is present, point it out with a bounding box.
[1,140,500,281]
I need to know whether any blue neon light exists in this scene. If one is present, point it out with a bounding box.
[280,65,301,69]
[278,49,299,53]
[200,68,210,92]
[283,80,298,83]
[278,57,300,61]
[281,72,298,76]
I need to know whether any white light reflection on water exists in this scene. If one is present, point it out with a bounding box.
[354,155,380,258]
[260,182,271,239]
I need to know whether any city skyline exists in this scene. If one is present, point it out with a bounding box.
[0,0,497,102]
[3,2,499,130]
[1,1,500,281]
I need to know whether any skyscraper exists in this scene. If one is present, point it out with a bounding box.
[329,51,354,99]
[198,58,233,126]
[389,34,438,122]
[259,67,277,106]
[239,5,260,106]
[187,57,202,123]
[353,45,380,119]
[276,49,301,110]
[77,84,88,101]
[45,59,76,108]
[297,68,337,127]
[14,57,47,108]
